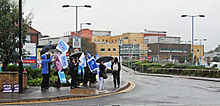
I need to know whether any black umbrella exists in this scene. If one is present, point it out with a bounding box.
[96,56,113,63]
[40,45,56,55]
[70,52,82,59]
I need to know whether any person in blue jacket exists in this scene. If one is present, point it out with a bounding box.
[41,54,53,91]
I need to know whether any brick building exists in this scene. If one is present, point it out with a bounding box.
[26,27,42,43]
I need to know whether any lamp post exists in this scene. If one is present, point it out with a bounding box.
[18,0,23,93]
[181,14,205,65]
[80,23,91,30]
[62,5,91,37]
[194,38,207,65]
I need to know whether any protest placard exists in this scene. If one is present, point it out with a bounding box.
[87,57,98,72]
[58,71,67,83]
[13,84,19,92]
[3,84,12,93]
[59,54,68,69]
[56,39,69,54]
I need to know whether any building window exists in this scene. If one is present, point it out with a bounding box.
[115,40,117,42]
[197,49,200,52]
[113,48,116,52]
[101,48,105,52]
[102,39,104,42]
[112,40,113,42]
[108,48,111,52]
[26,35,31,43]
[98,40,100,42]
[106,40,108,42]
[124,36,128,40]
[94,39,96,42]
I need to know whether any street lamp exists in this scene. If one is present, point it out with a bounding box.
[80,23,91,30]
[18,0,23,93]
[194,38,207,65]
[181,14,205,65]
[62,5,91,37]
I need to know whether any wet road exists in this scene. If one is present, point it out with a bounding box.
[8,68,220,106]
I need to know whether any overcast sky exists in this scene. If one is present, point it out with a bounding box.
[23,0,220,52]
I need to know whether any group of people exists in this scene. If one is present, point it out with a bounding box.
[40,53,121,91]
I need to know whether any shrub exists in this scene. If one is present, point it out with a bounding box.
[173,64,187,68]
[6,65,19,71]
[27,78,42,86]
[186,66,206,69]
[26,68,42,80]
[163,63,176,68]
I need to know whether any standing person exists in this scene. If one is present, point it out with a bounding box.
[69,57,79,89]
[99,60,107,90]
[54,55,62,88]
[41,54,53,91]
[83,62,90,87]
[111,57,121,88]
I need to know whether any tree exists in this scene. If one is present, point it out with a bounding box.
[214,45,220,52]
[178,56,185,63]
[206,56,211,66]
[187,53,193,63]
[212,56,220,62]
[81,38,96,56]
[0,0,32,71]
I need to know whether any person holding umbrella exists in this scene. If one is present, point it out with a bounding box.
[41,54,53,91]
[99,60,107,90]
[111,57,121,88]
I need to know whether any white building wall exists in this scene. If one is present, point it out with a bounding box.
[144,36,180,44]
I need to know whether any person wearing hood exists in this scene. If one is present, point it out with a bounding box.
[69,57,79,89]
[54,55,62,88]
[41,54,53,91]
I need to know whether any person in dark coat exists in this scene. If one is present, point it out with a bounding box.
[99,60,107,90]
[69,57,79,89]
[111,57,121,88]
[83,62,90,87]
[41,54,53,91]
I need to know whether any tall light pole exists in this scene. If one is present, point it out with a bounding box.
[80,23,91,30]
[62,5,91,37]
[181,14,205,65]
[195,38,207,65]
[18,0,23,93]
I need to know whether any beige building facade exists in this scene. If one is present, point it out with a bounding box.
[193,45,205,63]
[92,33,148,60]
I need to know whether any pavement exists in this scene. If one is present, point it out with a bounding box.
[122,65,220,82]
[0,72,130,104]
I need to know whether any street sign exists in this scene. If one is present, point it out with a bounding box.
[73,37,81,48]
[74,48,80,53]
[147,56,151,60]
[66,52,69,56]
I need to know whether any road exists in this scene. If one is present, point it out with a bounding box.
[8,68,220,106]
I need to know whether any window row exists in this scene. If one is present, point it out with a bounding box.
[101,48,116,52]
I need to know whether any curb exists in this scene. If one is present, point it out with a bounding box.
[134,72,220,82]
[0,81,135,105]
[122,66,220,82]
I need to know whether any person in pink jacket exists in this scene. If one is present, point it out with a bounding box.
[54,55,62,88]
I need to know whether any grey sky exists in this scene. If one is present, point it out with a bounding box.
[23,0,220,52]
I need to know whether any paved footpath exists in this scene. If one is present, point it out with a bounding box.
[122,65,220,82]
[0,73,128,103]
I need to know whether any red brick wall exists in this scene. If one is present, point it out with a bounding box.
[30,35,37,43]
[0,72,27,91]
[79,29,92,41]
[71,29,93,42]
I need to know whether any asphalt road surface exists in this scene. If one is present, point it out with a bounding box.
[7,69,220,106]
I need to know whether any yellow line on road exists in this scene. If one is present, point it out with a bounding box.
[0,81,136,105]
